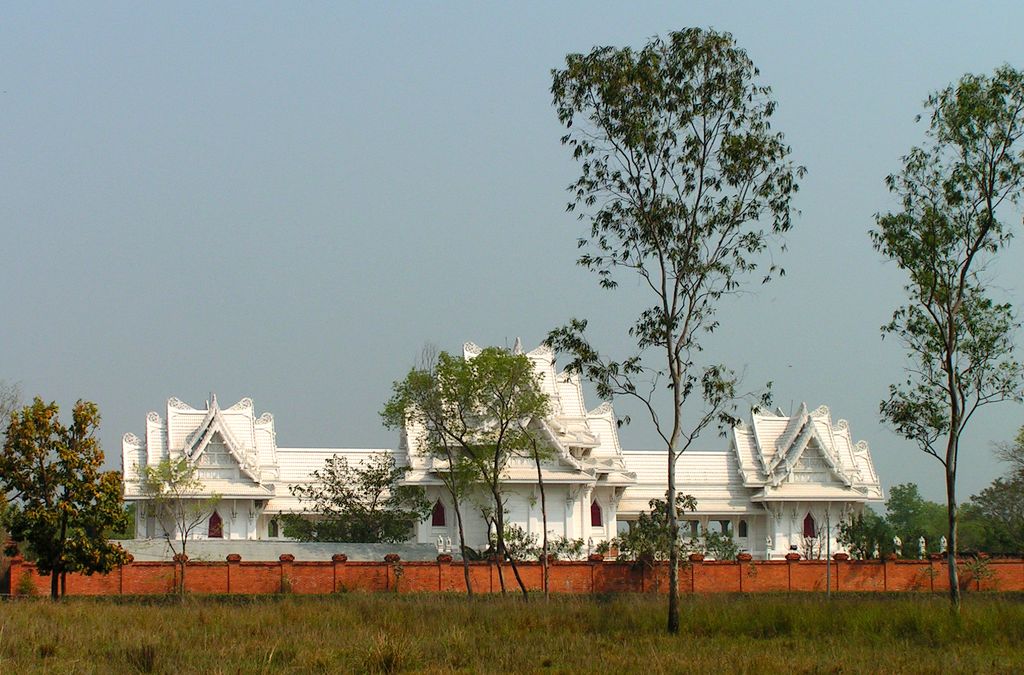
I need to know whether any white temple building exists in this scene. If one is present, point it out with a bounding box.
[122,342,883,559]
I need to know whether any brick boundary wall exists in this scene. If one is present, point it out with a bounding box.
[5,554,1023,597]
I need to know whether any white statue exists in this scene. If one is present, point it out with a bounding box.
[765,536,773,552]
[919,536,927,558]
[893,535,902,557]
[436,535,444,552]
[940,536,948,553]
[445,537,453,553]
[872,542,880,559]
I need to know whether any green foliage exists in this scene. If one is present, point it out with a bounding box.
[0,398,129,599]
[701,530,739,561]
[107,504,137,540]
[285,453,430,543]
[16,568,37,596]
[611,495,697,563]
[496,524,538,561]
[837,510,894,560]
[885,483,947,550]
[959,428,1024,555]
[548,535,586,561]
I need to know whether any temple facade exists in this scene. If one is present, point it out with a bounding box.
[121,342,883,559]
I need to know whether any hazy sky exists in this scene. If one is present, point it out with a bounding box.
[2,3,1023,503]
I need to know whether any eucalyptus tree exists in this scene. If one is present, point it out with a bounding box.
[871,66,1024,611]
[547,28,801,633]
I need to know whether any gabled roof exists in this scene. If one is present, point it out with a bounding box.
[730,403,883,501]
[180,395,262,483]
[122,395,281,494]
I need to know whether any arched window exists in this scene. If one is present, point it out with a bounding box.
[590,500,603,527]
[738,520,748,538]
[431,500,446,527]
[208,511,223,539]
[803,513,816,538]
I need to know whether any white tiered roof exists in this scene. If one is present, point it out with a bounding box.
[731,403,882,502]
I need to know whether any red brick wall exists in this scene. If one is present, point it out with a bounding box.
[7,556,1024,597]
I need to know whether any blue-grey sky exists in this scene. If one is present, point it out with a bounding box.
[2,2,1022,503]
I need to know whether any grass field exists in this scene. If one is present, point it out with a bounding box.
[1,593,1023,673]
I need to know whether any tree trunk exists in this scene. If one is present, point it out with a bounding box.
[454,504,473,597]
[179,534,187,597]
[536,455,549,600]
[492,490,529,599]
[667,450,680,634]
[50,565,59,601]
[946,466,961,611]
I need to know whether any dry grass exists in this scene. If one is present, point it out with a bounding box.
[1,593,1023,673]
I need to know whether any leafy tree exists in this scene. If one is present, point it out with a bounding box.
[885,483,947,551]
[386,346,549,599]
[497,524,539,561]
[871,66,1024,610]
[0,398,129,599]
[108,504,137,540]
[284,453,429,544]
[702,530,739,561]
[547,535,586,561]
[611,495,697,564]
[547,28,802,633]
[382,348,487,596]
[140,456,220,595]
[837,510,894,560]
[961,428,1024,555]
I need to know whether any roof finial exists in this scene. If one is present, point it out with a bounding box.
[512,337,523,354]
[210,392,218,409]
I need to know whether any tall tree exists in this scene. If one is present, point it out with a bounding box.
[547,28,801,633]
[871,66,1024,611]
[0,398,129,600]
[284,453,430,544]
[521,424,556,598]
[140,456,220,596]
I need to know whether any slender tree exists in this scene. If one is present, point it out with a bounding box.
[547,28,801,633]
[140,456,220,596]
[871,65,1024,611]
[521,426,556,598]
[1,398,129,599]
